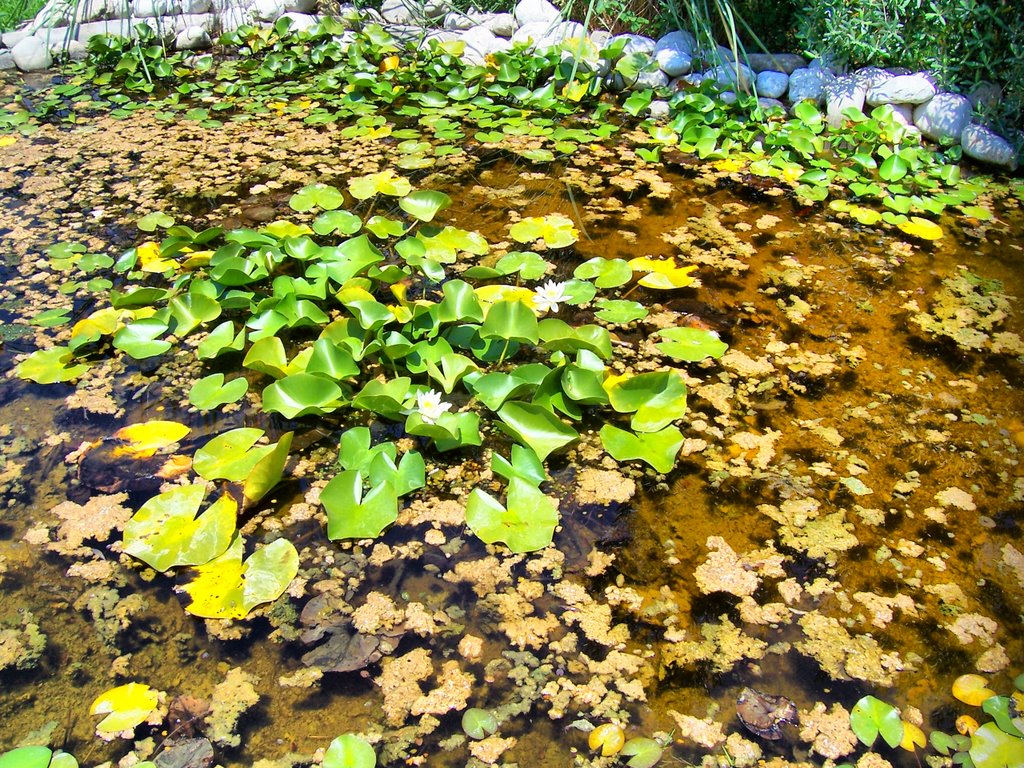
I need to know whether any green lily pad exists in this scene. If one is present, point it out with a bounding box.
[189,373,249,411]
[481,300,540,345]
[123,483,236,573]
[198,321,246,360]
[850,695,904,749]
[574,257,632,288]
[348,170,412,200]
[322,470,398,540]
[970,722,1024,768]
[262,373,345,418]
[0,747,52,768]
[462,709,499,740]
[289,183,345,212]
[323,734,376,768]
[655,326,728,361]
[606,371,688,431]
[594,299,648,324]
[313,210,362,236]
[399,190,452,222]
[600,424,684,474]
[509,214,578,248]
[113,318,172,359]
[497,401,578,461]
[620,738,664,768]
[465,477,558,553]
[16,346,89,384]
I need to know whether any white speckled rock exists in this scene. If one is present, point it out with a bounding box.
[961,124,1017,168]
[278,12,317,31]
[484,12,516,37]
[756,70,788,99]
[613,33,655,54]
[175,24,211,49]
[181,0,211,13]
[461,25,507,64]
[824,68,888,127]
[380,0,415,24]
[12,35,52,71]
[648,99,670,118]
[718,90,738,105]
[511,21,549,45]
[746,52,805,74]
[913,92,972,143]
[443,11,476,30]
[703,62,753,91]
[866,73,935,105]
[632,67,668,89]
[653,29,695,57]
[788,67,829,103]
[535,20,583,47]
[132,0,180,16]
[0,50,14,70]
[655,48,691,77]
[513,0,559,26]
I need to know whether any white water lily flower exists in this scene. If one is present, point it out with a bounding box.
[533,280,568,314]
[415,389,452,424]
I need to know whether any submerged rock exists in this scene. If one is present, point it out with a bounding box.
[736,688,798,740]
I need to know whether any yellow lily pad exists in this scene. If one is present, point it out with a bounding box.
[178,536,298,619]
[261,220,314,239]
[952,674,997,706]
[137,241,178,273]
[348,169,412,200]
[627,257,698,289]
[113,420,191,459]
[508,214,579,249]
[89,683,161,736]
[0,136,17,148]
[474,284,535,311]
[900,721,926,751]
[897,216,943,241]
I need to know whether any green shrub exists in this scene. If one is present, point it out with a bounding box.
[0,0,44,30]
[795,0,1024,136]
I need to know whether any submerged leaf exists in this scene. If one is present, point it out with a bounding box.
[89,683,161,736]
[113,420,190,459]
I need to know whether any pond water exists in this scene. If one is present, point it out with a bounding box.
[0,88,1022,768]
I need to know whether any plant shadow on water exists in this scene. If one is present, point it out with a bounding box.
[0,90,1021,768]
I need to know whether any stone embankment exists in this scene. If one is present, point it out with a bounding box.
[0,0,1016,168]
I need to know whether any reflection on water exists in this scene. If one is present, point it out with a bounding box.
[0,107,1021,768]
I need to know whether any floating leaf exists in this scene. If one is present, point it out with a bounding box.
[594,299,649,324]
[606,371,687,432]
[348,169,412,200]
[0,748,52,768]
[399,190,452,222]
[194,428,282,483]
[897,216,943,241]
[113,420,190,458]
[600,424,684,474]
[850,695,904,749]
[509,214,579,248]
[262,373,345,418]
[655,326,728,361]
[462,709,498,740]
[123,483,235,572]
[495,251,552,281]
[497,402,579,461]
[89,683,161,736]
[970,723,1024,768]
[480,300,540,345]
[465,477,558,553]
[313,210,362,236]
[574,257,633,288]
[953,674,998,706]
[137,211,175,231]
[112,318,172,359]
[16,346,89,383]
[189,373,249,411]
[178,536,298,619]
[588,723,625,757]
[289,183,344,212]
[628,257,698,289]
[30,308,72,327]
[322,470,398,540]
[900,721,927,751]
[982,696,1024,738]
[620,737,664,768]
[323,734,376,768]
[417,226,489,262]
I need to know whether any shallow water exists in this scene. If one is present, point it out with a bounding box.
[0,101,1022,768]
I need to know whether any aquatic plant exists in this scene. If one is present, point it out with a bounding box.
[323,734,376,768]
[461,708,499,740]
[0,748,76,768]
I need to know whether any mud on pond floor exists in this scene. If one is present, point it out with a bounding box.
[0,107,1022,768]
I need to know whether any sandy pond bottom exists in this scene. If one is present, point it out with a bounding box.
[0,105,1022,768]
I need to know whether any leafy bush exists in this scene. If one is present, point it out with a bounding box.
[0,0,43,30]
[795,0,1024,136]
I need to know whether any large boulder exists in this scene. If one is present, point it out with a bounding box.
[960,124,1017,169]
[513,0,559,26]
[11,35,52,71]
[913,92,972,144]
[703,62,754,92]
[278,12,318,31]
[632,67,668,90]
[613,33,656,54]
[967,81,1001,111]
[0,50,14,70]
[653,29,696,57]
[484,12,516,36]
[756,70,788,99]
[787,67,829,103]
[823,68,887,127]
[866,73,935,105]
[131,0,180,17]
[175,24,211,49]
[461,25,509,64]
[654,47,690,77]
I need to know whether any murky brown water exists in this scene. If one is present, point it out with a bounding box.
[0,101,1022,768]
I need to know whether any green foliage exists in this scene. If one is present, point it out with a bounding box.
[323,735,376,768]
[462,708,499,740]
[466,477,559,553]
[0,0,43,31]
[849,695,904,749]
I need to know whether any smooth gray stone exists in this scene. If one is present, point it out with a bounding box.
[961,124,1017,168]
[913,92,972,143]
[648,99,670,118]
[654,29,696,57]
[967,81,1001,111]
[484,12,515,37]
[756,70,788,99]
[12,35,52,70]
[745,52,804,74]
[632,67,668,89]
[866,73,935,105]
[278,12,317,31]
[787,67,829,103]
[612,32,655,54]
[655,47,691,77]
[0,50,15,69]
[175,24,211,48]
[442,11,475,30]
[703,62,753,91]
[132,0,181,18]
[757,96,785,111]
[2,29,32,48]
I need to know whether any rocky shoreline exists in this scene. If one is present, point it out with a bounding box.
[0,0,1018,169]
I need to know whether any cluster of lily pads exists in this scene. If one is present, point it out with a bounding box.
[3,19,1021,235]
[17,171,728,566]
[844,673,1024,768]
